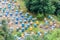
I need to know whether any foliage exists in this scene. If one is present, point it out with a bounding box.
[25,34,41,40]
[6,34,14,40]
[0,30,5,36]
[52,0,60,15]
[57,9,60,16]
[49,0,60,21]
[2,20,7,33]
[0,20,14,40]
[37,13,44,20]
[0,35,4,40]
[25,0,56,15]
[17,32,22,37]
[57,15,60,21]
[43,29,60,40]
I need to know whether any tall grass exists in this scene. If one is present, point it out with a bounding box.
[24,28,60,40]
[43,28,60,40]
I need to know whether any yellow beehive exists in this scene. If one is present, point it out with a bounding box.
[36,21,39,25]
[29,27,33,31]
[56,24,59,28]
[45,26,48,28]
[50,21,53,25]
[21,33,24,38]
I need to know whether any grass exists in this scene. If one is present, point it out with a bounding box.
[0,35,4,40]
[17,0,27,12]
[43,28,60,40]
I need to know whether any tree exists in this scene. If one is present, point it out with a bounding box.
[51,0,60,16]
[25,0,56,15]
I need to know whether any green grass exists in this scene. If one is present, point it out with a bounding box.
[43,28,60,40]
[0,35,4,40]
[17,0,27,12]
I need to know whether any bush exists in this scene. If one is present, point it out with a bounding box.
[0,20,14,40]
[6,34,14,40]
[52,0,60,15]
[17,32,22,37]
[25,0,56,15]
[0,30,5,36]
[57,9,60,21]
[37,13,44,20]
[57,10,60,16]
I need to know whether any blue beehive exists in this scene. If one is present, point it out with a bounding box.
[51,27,54,30]
[15,21,18,24]
[34,24,37,27]
[38,32,41,36]
[27,18,30,22]
[22,28,25,32]
[15,10,19,16]
[10,0,12,3]
[16,17,19,21]
[16,10,19,12]
[5,13,8,17]
[21,15,24,18]
[2,8,6,13]
[14,0,17,2]
[22,23,25,27]
[14,35,17,40]
[15,12,18,16]
[24,20,26,23]
[2,2,5,5]
[0,21,2,24]
[6,10,9,14]
[19,30,22,33]
[25,26,28,30]
[8,3,11,9]
[0,0,1,2]
[4,0,7,2]
[19,12,22,15]
[29,16,32,19]
[25,13,29,17]
[45,21,49,25]
[48,15,51,19]
[10,13,13,17]
[8,6,11,9]
[25,17,28,20]
[44,32,47,35]
[0,13,3,17]
[27,23,30,27]
[0,6,2,10]
[32,19,35,22]
[20,20,22,23]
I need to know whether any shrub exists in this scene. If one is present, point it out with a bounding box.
[37,13,44,20]
[57,9,60,16]
[25,0,56,15]
[6,34,14,40]
[52,0,60,15]
[17,32,22,37]
[0,20,14,40]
